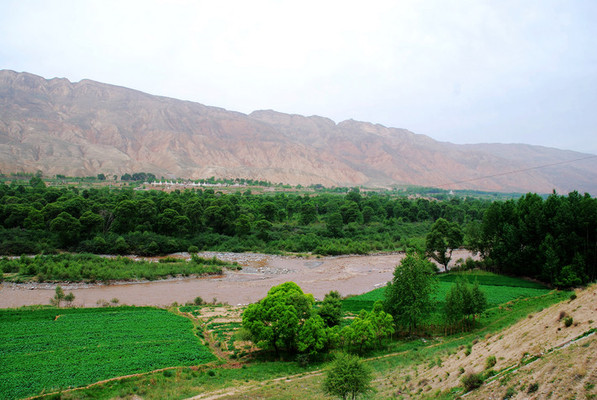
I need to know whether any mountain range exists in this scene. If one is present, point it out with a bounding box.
[1,69,596,194]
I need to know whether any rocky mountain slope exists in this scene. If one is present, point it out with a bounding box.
[1,70,596,194]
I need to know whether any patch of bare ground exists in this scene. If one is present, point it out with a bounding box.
[471,335,597,400]
[183,305,259,364]
[376,284,597,398]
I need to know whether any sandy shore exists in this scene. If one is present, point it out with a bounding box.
[0,250,475,308]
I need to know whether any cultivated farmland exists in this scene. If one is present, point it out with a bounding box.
[0,306,215,399]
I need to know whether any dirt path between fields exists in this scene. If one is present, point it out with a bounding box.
[0,250,475,308]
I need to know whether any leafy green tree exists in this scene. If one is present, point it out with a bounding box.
[384,250,437,333]
[445,279,487,331]
[64,292,75,306]
[157,208,182,235]
[29,175,46,189]
[349,310,376,353]
[346,187,362,205]
[470,280,487,319]
[24,209,45,230]
[444,278,471,330]
[261,201,277,222]
[235,214,252,236]
[79,211,103,237]
[112,200,138,233]
[297,314,327,356]
[50,212,82,247]
[326,212,344,237]
[50,286,65,307]
[242,282,315,357]
[318,290,343,327]
[340,201,362,224]
[322,352,373,400]
[300,202,317,225]
[254,219,273,241]
[426,218,463,271]
[369,301,394,347]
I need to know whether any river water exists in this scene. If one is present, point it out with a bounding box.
[0,250,475,308]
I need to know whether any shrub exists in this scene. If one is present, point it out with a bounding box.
[188,245,199,254]
[570,293,577,301]
[461,372,484,392]
[564,316,573,327]
[503,386,516,399]
[484,369,496,379]
[527,382,539,393]
[485,355,497,370]
[193,296,204,306]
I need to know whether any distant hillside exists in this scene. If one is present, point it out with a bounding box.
[1,70,596,194]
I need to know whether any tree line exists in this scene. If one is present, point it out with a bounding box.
[475,191,597,287]
[0,178,489,256]
[1,178,596,288]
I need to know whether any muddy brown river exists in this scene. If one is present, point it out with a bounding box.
[0,250,475,308]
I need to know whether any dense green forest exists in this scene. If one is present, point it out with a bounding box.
[476,192,597,286]
[0,177,489,256]
[1,177,596,287]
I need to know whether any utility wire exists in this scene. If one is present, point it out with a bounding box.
[435,154,597,189]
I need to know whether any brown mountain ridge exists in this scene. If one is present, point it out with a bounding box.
[1,70,596,194]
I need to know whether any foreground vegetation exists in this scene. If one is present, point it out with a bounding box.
[1,270,573,400]
[0,306,215,399]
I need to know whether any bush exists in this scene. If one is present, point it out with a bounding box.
[503,386,516,399]
[485,355,497,370]
[193,296,204,306]
[527,382,539,393]
[564,316,573,327]
[570,293,577,301]
[484,369,496,379]
[461,372,484,392]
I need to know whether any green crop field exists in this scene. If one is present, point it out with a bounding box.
[342,271,552,316]
[0,306,215,399]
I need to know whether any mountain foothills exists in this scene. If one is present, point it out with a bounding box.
[1,69,596,194]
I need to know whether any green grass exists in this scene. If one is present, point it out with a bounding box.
[0,306,215,399]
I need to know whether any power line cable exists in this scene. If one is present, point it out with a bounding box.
[435,154,597,189]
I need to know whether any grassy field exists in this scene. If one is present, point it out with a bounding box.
[0,306,215,399]
[342,271,552,322]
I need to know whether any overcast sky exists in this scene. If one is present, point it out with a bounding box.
[1,0,596,155]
